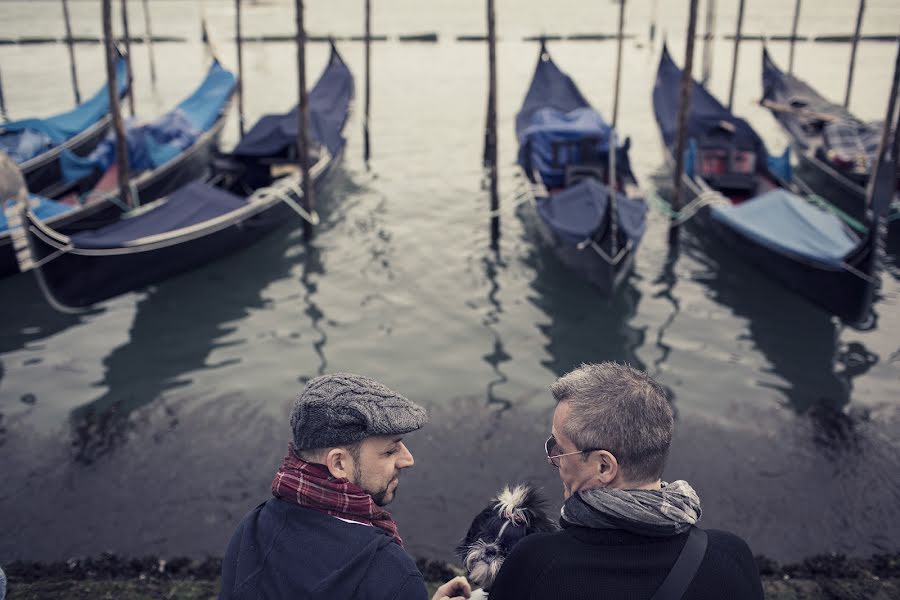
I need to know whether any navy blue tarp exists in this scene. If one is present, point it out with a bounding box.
[516,47,634,188]
[653,46,767,162]
[70,181,246,249]
[233,44,353,158]
[59,60,235,183]
[709,189,858,268]
[536,178,648,246]
[0,58,129,164]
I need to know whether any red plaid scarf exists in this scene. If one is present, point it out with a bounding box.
[271,444,403,546]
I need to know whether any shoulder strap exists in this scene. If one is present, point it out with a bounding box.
[649,526,709,600]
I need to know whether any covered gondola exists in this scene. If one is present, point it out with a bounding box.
[761,48,899,250]
[1,59,237,277]
[13,44,352,312]
[652,45,888,325]
[0,57,129,195]
[516,43,647,294]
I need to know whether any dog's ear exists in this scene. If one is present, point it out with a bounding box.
[518,485,558,533]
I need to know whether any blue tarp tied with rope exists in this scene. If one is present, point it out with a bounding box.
[0,58,129,164]
[536,178,648,246]
[233,45,353,158]
[59,60,235,183]
[709,188,858,268]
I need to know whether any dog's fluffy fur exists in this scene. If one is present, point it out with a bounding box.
[455,484,557,595]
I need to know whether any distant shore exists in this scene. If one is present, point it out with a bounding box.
[3,551,899,600]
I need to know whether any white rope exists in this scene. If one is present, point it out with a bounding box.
[250,175,320,226]
[841,260,878,284]
[672,189,730,225]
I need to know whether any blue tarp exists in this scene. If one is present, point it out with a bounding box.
[536,178,648,246]
[233,45,353,158]
[515,48,634,188]
[70,181,246,249]
[1,195,75,232]
[653,46,767,162]
[0,58,129,164]
[59,60,235,183]
[709,188,858,268]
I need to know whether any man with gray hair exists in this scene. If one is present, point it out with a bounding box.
[490,362,763,600]
[219,373,471,600]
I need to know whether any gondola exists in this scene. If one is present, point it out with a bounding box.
[515,42,647,294]
[0,57,129,196]
[1,59,237,278]
[652,45,890,325]
[13,43,352,312]
[761,48,899,249]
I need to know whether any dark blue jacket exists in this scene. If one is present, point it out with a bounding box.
[219,498,428,600]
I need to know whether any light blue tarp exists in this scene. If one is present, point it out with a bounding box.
[1,196,75,232]
[709,188,858,268]
[536,178,648,246]
[0,58,129,164]
[59,60,235,183]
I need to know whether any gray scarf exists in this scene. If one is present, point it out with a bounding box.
[561,480,702,537]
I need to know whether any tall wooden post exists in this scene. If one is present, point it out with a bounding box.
[295,0,313,240]
[0,64,8,122]
[650,0,658,43]
[102,0,132,208]
[788,0,801,74]
[609,0,627,257]
[235,0,245,137]
[726,0,745,111]
[486,0,499,245]
[844,0,865,109]
[700,0,715,86]
[141,0,157,85]
[670,0,700,242]
[364,0,372,162]
[611,0,626,127]
[61,0,81,104]
[120,0,135,116]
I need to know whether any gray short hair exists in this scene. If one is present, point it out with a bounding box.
[551,362,673,484]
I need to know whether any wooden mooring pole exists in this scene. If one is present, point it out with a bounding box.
[102,0,132,209]
[120,0,135,116]
[609,0,627,258]
[364,0,372,162]
[295,0,314,240]
[788,0,801,74]
[670,0,700,243]
[845,0,865,109]
[235,0,245,137]
[611,0,626,127]
[726,0,744,111]
[650,0,658,43]
[0,65,8,122]
[61,0,81,104]
[486,0,499,245]
[701,0,715,86]
[142,0,157,85]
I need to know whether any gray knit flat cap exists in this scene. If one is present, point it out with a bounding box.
[290,373,428,450]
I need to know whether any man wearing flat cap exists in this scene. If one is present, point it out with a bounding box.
[219,373,471,600]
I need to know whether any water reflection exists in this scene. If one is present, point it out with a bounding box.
[297,241,329,383]
[0,274,86,357]
[687,243,879,447]
[481,250,512,411]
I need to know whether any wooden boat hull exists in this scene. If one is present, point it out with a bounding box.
[23,152,338,311]
[0,99,232,278]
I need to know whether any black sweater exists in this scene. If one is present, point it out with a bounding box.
[488,523,763,600]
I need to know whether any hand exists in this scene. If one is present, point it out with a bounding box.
[432,575,471,600]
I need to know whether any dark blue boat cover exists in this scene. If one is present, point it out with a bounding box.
[70,181,246,249]
[233,45,353,158]
[709,189,858,268]
[536,178,648,246]
[59,61,235,183]
[1,195,75,233]
[516,49,633,188]
[654,46,767,162]
[0,58,129,164]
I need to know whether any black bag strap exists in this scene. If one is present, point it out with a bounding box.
[649,526,709,600]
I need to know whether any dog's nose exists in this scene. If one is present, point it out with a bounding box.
[483,546,499,558]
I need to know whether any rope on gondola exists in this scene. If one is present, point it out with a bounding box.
[250,173,320,226]
[649,189,729,224]
[805,193,867,233]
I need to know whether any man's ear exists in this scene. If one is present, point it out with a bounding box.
[325,447,354,480]
[594,450,619,485]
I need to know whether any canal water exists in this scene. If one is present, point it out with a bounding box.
[1,0,899,564]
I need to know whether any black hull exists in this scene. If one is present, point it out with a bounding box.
[26,156,337,311]
[0,105,231,278]
[522,196,635,295]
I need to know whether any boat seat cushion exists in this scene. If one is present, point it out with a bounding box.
[709,188,858,268]
[70,181,246,249]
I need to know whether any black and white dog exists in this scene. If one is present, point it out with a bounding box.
[455,484,557,598]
